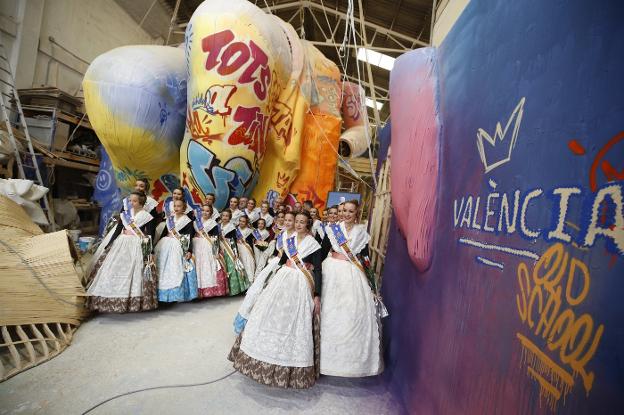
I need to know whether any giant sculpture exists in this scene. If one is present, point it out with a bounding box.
[84,0,369,215]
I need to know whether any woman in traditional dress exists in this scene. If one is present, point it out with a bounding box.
[86,191,158,313]
[155,187,193,245]
[193,203,228,298]
[259,201,274,228]
[155,198,198,302]
[337,202,345,222]
[309,207,325,242]
[230,212,294,334]
[244,198,260,225]
[326,205,339,224]
[228,196,243,226]
[86,179,158,278]
[320,200,382,377]
[271,211,285,237]
[229,211,323,389]
[252,218,275,277]
[132,178,159,218]
[205,193,220,220]
[236,215,256,283]
[218,209,249,296]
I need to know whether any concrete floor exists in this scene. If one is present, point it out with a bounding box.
[0,297,400,415]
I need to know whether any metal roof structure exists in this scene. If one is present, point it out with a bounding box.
[116,0,435,144]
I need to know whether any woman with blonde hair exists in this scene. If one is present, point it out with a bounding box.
[320,199,383,377]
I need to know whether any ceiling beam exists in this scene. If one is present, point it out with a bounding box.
[259,1,428,48]
[308,41,410,54]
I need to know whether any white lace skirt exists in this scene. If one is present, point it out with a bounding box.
[193,237,219,289]
[87,234,144,298]
[240,265,314,367]
[253,240,276,277]
[237,242,256,283]
[320,257,381,377]
[155,237,184,290]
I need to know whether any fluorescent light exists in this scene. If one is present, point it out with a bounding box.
[357,47,396,71]
[365,97,383,110]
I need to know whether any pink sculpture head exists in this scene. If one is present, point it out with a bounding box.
[389,48,441,272]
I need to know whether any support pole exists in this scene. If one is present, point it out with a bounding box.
[356,0,380,187]
[166,0,182,45]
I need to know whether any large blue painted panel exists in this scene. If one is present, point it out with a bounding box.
[382,1,624,414]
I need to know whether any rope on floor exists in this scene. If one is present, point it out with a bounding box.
[80,369,237,414]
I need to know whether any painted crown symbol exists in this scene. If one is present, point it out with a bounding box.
[476,97,526,173]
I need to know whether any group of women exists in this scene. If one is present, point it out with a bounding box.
[85,178,383,389]
[229,199,383,388]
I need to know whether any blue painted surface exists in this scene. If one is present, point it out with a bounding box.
[382,1,624,413]
[93,147,121,237]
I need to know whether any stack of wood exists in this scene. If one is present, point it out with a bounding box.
[68,197,93,209]
[18,87,83,115]
[0,195,88,382]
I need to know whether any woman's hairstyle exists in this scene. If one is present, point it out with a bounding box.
[295,210,313,230]
[345,199,360,209]
[130,191,146,206]
[221,208,232,218]
[136,178,150,192]
[201,203,213,215]
[256,218,266,227]
[173,198,187,208]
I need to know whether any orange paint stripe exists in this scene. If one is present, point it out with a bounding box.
[527,366,562,400]
[516,333,574,386]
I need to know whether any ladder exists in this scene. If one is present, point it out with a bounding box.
[0,41,56,230]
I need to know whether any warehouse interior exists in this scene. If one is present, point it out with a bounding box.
[1,0,622,414]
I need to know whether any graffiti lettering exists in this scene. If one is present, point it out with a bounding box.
[270,101,293,145]
[192,84,237,116]
[187,107,214,142]
[229,106,268,154]
[586,132,624,192]
[276,171,290,191]
[476,97,526,174]
[516,243,604,409]
[453,182,624,256]
[201,29,270,100]
[581,183,624,254]
[344,93,361,122]
[187,140,256,209]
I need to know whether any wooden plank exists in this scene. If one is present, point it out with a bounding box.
[43,157,99,173]
[15,325,35,364]
[42,324,60,353]
[1,326,21,371]
[52,151,99,166]
[56,111,92,130]
[29,324,50,358]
